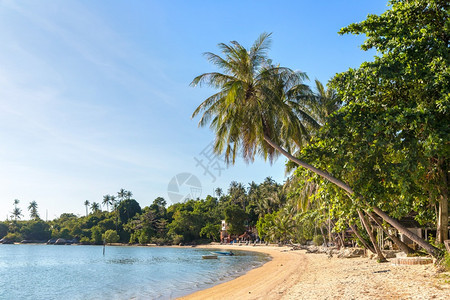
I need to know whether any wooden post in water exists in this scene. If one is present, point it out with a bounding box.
[103,239,106,256]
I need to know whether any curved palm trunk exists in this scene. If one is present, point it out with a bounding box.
[437,162,448,243]
[372,207,441,258]
[264,135,354,194]
[349,224,375,253]
[263,134,442,258]
[367,211,415,255]
[358,210,387,262]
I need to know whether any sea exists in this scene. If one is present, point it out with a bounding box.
[0,244,269,299]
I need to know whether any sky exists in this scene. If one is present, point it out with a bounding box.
[0,0,388,220]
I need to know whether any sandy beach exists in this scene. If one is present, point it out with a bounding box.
[180,245,450,300]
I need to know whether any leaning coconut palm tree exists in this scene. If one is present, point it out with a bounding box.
[191,32,354,196]
[191,32,317,165]
[191,33,441,258]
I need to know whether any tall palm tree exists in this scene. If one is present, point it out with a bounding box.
[214,188,223,199]
[28,201,39,220]
[110,195,118,210]
[192,32,317,165]
[125,190,133,200]
[91,202,100,213]
[191,33,440,257]
[12,199,22,221]
[102,195,111,212]
[12,207,22,221]
[84,200,90,217]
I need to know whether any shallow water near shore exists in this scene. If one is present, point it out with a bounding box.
[0,244,269,299]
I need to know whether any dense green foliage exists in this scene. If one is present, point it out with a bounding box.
[189,0,448,258]
[1,179,296,245]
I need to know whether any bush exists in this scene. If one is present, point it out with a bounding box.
[3,232,23,242]
[313,235,324,246]
[103,230,120,244]
[79,236,91,244]
[91,226,103,244]
[138,231,150,244]
[443,252,450,272]
[172,234,183,245]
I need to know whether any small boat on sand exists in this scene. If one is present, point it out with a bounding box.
[202,255,218,259]
[212,251,234,256]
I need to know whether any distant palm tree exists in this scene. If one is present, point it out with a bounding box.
[125,190,133,200]
[308,80,341,125]
[12,199,22,221]
[214,187,223,199]
[84,200,90,217]
[91,202,100,213]
[118,189,126,201]
[110,195,118,210]
[102,195,111,212]
[28,201,39,220]
[12,207,22,221]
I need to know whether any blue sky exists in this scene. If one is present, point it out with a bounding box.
[0,0,388,220]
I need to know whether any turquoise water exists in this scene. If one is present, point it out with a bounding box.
[0,244,269,299]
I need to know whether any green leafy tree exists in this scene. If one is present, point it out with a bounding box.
[20,220,51,241]
[224,204,246,236]
[324,0,448,251]
[0,222,8,238]
[103,230,120,243]
[117,199,141,224]
[200,223,221,241]
[91,226,103,244]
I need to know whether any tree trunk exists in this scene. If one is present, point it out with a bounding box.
[372,207,441,258]
[319,225,327,246]
[350,224,375,253]
[437,162,449,243]
[437,194,449,244]
[264,135,354,194]
[263,135,442,258]
[358,210,387,262]
[330,220,344,249]
[367,212,415,255]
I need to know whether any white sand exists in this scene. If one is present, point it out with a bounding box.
[180,245,450,300]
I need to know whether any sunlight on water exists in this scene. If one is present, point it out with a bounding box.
[0,245,269,299]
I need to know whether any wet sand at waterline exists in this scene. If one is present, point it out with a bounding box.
[180,244,450,299]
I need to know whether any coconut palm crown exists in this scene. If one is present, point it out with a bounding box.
[191,32,317,165]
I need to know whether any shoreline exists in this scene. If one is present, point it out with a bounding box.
[179,244,307,299]
[180,244,450,300]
